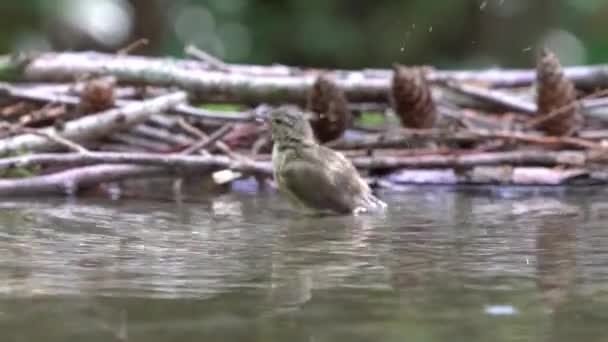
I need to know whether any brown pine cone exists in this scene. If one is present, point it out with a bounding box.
[79,77,116,113]
[390,64,437,129]
[306,74,352,143]
[535,48,582,136]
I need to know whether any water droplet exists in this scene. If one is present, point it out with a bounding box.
[428,26,433,32]
[485,305,518,316]
[480,1,487,10]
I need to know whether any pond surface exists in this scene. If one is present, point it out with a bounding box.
[1,186,608,341]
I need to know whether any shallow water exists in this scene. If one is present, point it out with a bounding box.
[1,187,608,341]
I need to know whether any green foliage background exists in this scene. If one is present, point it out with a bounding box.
[0,0,607,69]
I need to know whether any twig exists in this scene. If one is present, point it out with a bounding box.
[437,104,519,130]
[177,118,245,158]
[172,104,254,121]
[109,133,173,152]
[351,150,590,169]
[117,38,150,56]
[14,127,89,153]
[385,167,593,185]
[526,89,608,129]
[0,82,254,123]
[176,118,206,139]
[0,148,602,195]
[0,164,165,196]
[0,101,34,119]
[0,91,187,154]
[18,104,67,126]
[131,124,195,147]
[579,130,608,140]
[1,121,88,153]
[179,123,234,155]
[469,129,603,150]
[15,51,608,91]
[439,80,537,113]
[0,82,80,105]
[0,152,272,174]
[328,128,604,150]
[184,44,230,72]
[0,150,597,173]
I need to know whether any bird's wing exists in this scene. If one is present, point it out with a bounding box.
[280,151,368,214]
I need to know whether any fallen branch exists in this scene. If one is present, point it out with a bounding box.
[439,80,537,114]
[109,132,173,152]
[329,128,604,150]
[131,124,194,147]
[14,52,608,105]
[0,149,603,196]
[0,151,273,175]
[184,44,230,72]
[351,150,590,169]
[0,82,256,123]
[0,91,187,154]
[384,166,595,185]
[13,51,608,87]
[0,164,165,196]
[0,149,598,174]
[179,123,234,155]
[6,126,89,153]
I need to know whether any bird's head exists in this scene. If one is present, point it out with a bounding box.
[265,106,315,144]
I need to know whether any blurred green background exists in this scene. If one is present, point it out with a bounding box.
[1,0,607,69]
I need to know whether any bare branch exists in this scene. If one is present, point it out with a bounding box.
[184,44,230,72]
[0,150,596,173]
[385,167,593,185]
[0,151,272,175]
[439,80,537,114]
[0,91,187,154]
[0,164,164,196]
[179,124,234,155]
[329,128,604,150]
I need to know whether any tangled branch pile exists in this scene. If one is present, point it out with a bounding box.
[2,48,608,197]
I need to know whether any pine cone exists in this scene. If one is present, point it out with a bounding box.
[391,64,437,129]
[79,77,116,113]
[535,48,582,136]
[306,74,352,143]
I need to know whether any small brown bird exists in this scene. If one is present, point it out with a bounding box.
[267,106,386,215]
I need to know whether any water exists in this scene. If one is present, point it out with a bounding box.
[1,187,608,341]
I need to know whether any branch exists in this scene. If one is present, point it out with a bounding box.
[0,164,165,196]
[0,149,601,196]
[0,91,187,154]
[439,80,537,114]
[0,151,273,175]
[131,124,195,147]
[12,127,89,153]
[179,123,234,155]
[184,44,230,72]
[351,150,591,169]
[13,52,608,106]
[0,82,256,123]
[0,149,597,175]
[329,128,604,150]
[385,167,594,185]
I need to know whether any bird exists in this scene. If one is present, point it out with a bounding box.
[265,105,387,215]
